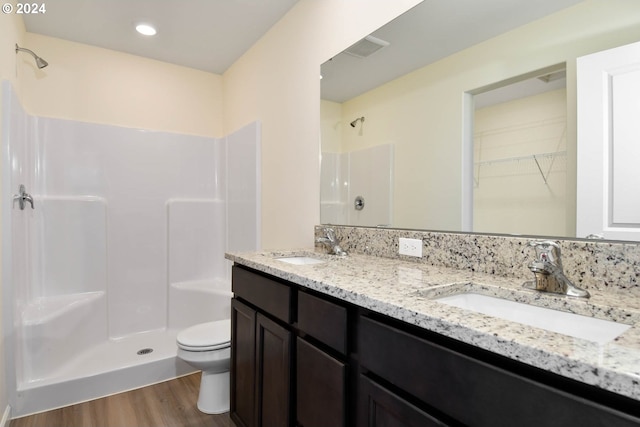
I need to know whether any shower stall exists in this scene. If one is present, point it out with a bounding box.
[1,82,260,417]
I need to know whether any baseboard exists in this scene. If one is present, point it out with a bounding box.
[0,405,11,427]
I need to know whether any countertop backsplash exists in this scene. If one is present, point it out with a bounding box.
[315,226,640,295]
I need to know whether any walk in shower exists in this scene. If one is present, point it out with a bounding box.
[1,82,260,416]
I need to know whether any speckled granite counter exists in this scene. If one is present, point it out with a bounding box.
[225,249,640,402]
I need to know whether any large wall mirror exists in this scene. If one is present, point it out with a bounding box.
[320,0,640,241]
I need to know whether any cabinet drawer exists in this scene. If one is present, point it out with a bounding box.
[359,316,640,427]
[232,266,292,323]
[297,291,347,354]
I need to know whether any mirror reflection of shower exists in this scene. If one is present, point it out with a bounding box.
[15,44,48,69]
[320,143,393,227]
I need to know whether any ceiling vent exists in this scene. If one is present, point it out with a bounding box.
[344,35,390,59]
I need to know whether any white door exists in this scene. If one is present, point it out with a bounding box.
[577,41,640,241]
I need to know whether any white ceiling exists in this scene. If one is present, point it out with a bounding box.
[22,0,299,74]
[321,0,583,103]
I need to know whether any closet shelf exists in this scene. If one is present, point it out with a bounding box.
[474,150,566,185]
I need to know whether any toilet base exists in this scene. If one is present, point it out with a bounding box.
[197,370,230,414]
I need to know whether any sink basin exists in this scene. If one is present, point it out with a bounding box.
[435,293,630,345]
[275,256,326,265]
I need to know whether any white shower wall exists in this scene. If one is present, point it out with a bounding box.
[2,81,260,409]
[34,117,230,338]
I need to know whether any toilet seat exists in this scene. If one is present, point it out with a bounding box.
[177,319,231,352]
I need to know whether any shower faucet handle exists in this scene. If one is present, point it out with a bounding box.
[13,184,34,210]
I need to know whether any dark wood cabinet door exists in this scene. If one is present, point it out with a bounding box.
[231,299,257,427]
[256,313,292,427]
[296,337,346,427]
[358,376,448,427]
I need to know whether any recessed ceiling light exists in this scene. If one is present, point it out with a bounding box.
[135,23,157,36]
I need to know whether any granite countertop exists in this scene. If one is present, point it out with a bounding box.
[225,249,640,402]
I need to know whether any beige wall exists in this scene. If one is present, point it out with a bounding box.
[223,0,421,249]
[320,100,342,153]
[20,33,224,138]
[336,0,640,232]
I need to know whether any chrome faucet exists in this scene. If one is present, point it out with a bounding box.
[316,227,348,257]
[13,184,34,210]
[523,240,589,298]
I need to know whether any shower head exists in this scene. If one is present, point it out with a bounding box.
[15,44,48,69]
[350,116,365,127]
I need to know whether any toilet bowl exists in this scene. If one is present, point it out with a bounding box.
[176,319,231,414]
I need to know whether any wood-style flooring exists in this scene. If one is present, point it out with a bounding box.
[10,373,236,427]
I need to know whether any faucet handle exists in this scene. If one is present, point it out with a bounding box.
[322,227,337,242]
[528,240,562,267]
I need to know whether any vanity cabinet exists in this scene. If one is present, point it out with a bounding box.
[230,264,640,427]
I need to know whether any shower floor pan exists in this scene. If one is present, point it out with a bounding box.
[15,281,231,417]
[14,328,195,417]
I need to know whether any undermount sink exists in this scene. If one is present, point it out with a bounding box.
[275,256,326,265]
[435,292,631,345]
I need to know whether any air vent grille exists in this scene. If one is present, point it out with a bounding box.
[344,35,390,59]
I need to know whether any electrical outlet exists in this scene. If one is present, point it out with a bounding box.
[399,237,423,257]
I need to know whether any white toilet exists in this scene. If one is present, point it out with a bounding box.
[176,319,231,414]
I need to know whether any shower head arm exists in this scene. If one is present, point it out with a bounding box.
[16,44,36,57]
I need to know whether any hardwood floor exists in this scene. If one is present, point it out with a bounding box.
[10,373,236,427]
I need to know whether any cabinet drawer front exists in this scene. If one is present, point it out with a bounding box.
[297,291,348,354]
[297,337,346,427]
[232,266,292,323]
[359,316,640,427]
[358,375,447,427]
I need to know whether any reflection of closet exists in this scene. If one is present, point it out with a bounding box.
[473,116,567,187]
[472,76,568,237]
[474,150,567,186]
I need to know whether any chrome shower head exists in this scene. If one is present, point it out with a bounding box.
[15,44,48,69]
[350,116,365,127]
